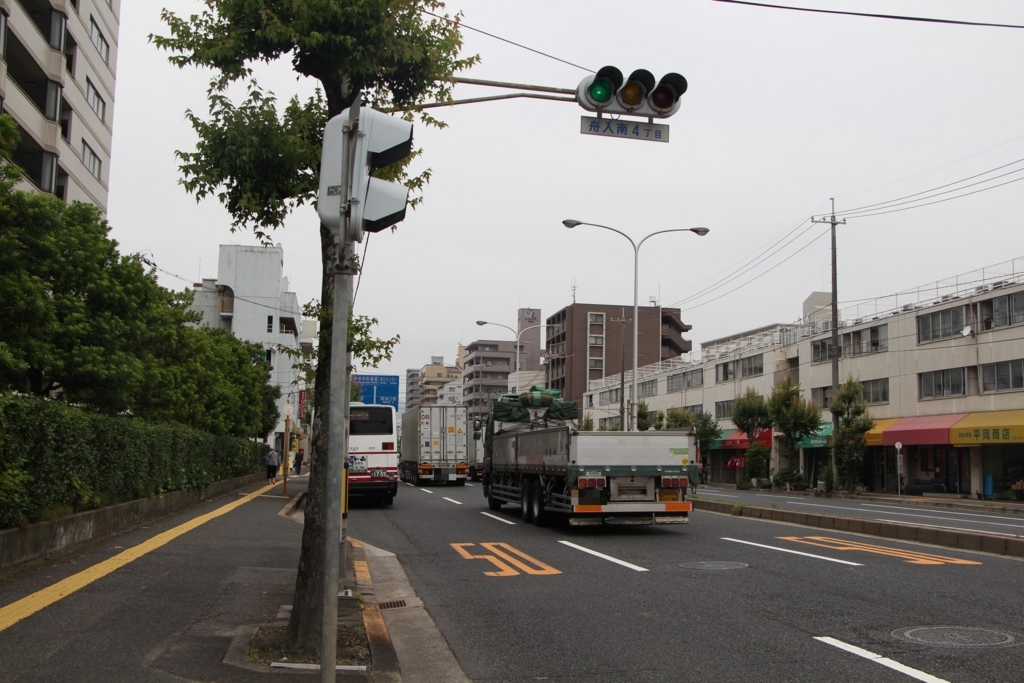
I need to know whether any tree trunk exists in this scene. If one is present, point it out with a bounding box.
[286,222,337,649]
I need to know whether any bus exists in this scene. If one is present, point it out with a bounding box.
[348,403,399,505]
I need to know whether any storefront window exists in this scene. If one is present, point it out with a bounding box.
[982,444,1024,500]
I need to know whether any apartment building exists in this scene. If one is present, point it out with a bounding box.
[583,257,1024,501]
[462,340,517,419]
[1,0,117,210]
[546,302,692,404]
[405,357,462,412]
[189,244,303,449]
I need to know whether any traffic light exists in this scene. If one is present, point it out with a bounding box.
[318,107,414,242]
[577,66,688,118]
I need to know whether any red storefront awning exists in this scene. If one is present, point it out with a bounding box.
[721,429,773,450]
[882,414,968,446]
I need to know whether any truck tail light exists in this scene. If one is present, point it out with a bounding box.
[456,463,468,473]
[579,477,607,489]
[382,442,395,450]
[419,463,432,472]
[662,476,683,488]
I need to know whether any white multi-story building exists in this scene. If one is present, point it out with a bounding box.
[1,0,117,210]
[190,245,303,448]
[584,257,1024,501]
[436,378,464,405]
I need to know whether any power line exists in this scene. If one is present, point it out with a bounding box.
[836,175,1024,219]
[712,0,1024,30]
[420,10,594,73]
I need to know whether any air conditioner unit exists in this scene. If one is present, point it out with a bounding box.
[991,280,1010,290]
[901,303,918,312]
[974,285,991,295]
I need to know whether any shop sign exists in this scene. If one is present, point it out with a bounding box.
[950,425,1024,445]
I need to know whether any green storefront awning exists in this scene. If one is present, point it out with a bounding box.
[799,423,833,449]
[710,429,736,450]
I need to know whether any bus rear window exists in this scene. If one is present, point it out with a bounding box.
[350,407,394,435]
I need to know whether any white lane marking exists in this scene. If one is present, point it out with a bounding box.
[421,488,433,494]
[862,502,1024,523]
[756,494,785,498]
[465,483,474,487]
[790,502,1024,530]
[700,492,739,498]
[814,636,950,683]
[875,519,1020,537]
[721,538,863,566]
[404,482,415,487]
[480,512,516,525]
[442,497,463,505]
[558,541,649,572]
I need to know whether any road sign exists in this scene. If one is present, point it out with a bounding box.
[352,373,400,408]
[580,116,669,143]
[895,441,902,450]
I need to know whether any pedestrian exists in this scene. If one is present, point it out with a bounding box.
[266,448,280,485]
[294,448,305,475]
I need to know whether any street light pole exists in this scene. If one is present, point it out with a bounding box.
[561,220,709,430]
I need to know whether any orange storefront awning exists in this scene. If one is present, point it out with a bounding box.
[949,411,1024,445]
[864,418,901,447]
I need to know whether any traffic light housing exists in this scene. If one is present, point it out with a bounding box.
[577,66,688,118]
[318,107,414,242]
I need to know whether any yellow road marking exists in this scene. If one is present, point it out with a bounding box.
[0,482,278,633]
[360,603,391,645]
[778,536,982,566]
[353,560,372,581]
[450,542,561,577]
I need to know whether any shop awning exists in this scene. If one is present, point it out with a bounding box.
[949,411,1024,446]
[865,418,901,447]
[720,429,772,450]
[799,423,833,449]
[710,429,736,450]
[882,414,968,447]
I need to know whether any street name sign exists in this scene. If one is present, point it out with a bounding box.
[580,116,670,143]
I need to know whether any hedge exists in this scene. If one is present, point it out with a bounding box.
[0,394,266,529]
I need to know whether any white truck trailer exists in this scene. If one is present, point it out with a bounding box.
[482,402,694,526]
[401,405,470,485]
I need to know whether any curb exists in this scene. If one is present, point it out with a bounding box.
[349,539,403,683]
[278,491,307,523]
[691,498,1024,559]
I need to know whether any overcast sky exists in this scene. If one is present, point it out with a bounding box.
[108,0,1024,387]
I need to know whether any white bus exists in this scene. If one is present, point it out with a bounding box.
[348,403,399,505]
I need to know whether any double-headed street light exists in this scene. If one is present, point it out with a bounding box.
[561,220,709,431]
[476,320,546,393]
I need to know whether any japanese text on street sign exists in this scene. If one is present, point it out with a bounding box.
[580,116,669,143]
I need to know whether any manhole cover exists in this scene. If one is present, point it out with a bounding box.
[678,561,748,570]
[892,626,1024,649]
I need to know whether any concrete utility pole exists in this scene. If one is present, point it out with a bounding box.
[812,199,846,487]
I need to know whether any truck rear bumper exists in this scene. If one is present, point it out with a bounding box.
[349,482,398,496]
[573,502,692,513]
[569,514,689,526]
[568,501,690,527]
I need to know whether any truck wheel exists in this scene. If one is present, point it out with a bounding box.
[382,494,394,506]
[520,480,534,523]
[487,487,503,510]
[456,479,467,486]
[531,485,547,527]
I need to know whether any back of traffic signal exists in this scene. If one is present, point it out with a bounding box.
[577,67,688,119]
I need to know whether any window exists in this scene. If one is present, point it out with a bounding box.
[715,400,735,420]
[267,316,274,333]
[667,373,683,392]
[639,379,658,398]
[919,368,966,399]
[349,407,394,436]
[811,386,832,407]
[686,369,703,388]
[586,395,593,408]
[89,18,109,64]
[812,339,837,364]
[599,391,610,406]
[265,349,273,365]
[588,358,603,369]
[715,361,736,383]
[980,293,1024,330]
[609,388,621,404]
[81,141,102,179]
[685,404,703,415]
[918,306,965,343]
[588,313,604,323]
[861,378,889,405]
[847,324,888,356]
[740,354,763,377]
[599,417,621,430]
[588,335,603,345]
[84,79,105,121]
[981,360,1024,393]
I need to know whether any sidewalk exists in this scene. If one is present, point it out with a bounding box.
[0,475,398,682]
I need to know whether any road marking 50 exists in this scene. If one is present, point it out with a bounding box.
[778,536,982,566]
[450,543,561,577]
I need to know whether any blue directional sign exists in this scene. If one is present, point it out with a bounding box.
[352,373,400,408]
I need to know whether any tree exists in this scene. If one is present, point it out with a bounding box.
[830,377,874,492]
[767,376,821,471]
[691,411,723,470]
[350,380,363,403]
[637,401,651,431]
[730,388,773,478]
[153,1,473,649]
[665,408,694,430]
[653,410,665,431]
[580,412,594,432]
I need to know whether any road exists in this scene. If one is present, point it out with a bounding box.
[349,480,1024,683]
[693,486,1024,538]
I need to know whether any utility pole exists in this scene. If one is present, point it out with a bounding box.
[812,199,846,487]
[611,309,630,431]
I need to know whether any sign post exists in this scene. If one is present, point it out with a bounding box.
[895,441,903,498]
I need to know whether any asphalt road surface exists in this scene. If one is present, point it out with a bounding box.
[348,481,1024,683]
[693,487,1024,538]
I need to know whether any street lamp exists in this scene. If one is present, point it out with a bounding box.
[561,219,708,431]
[476,320,546,393]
